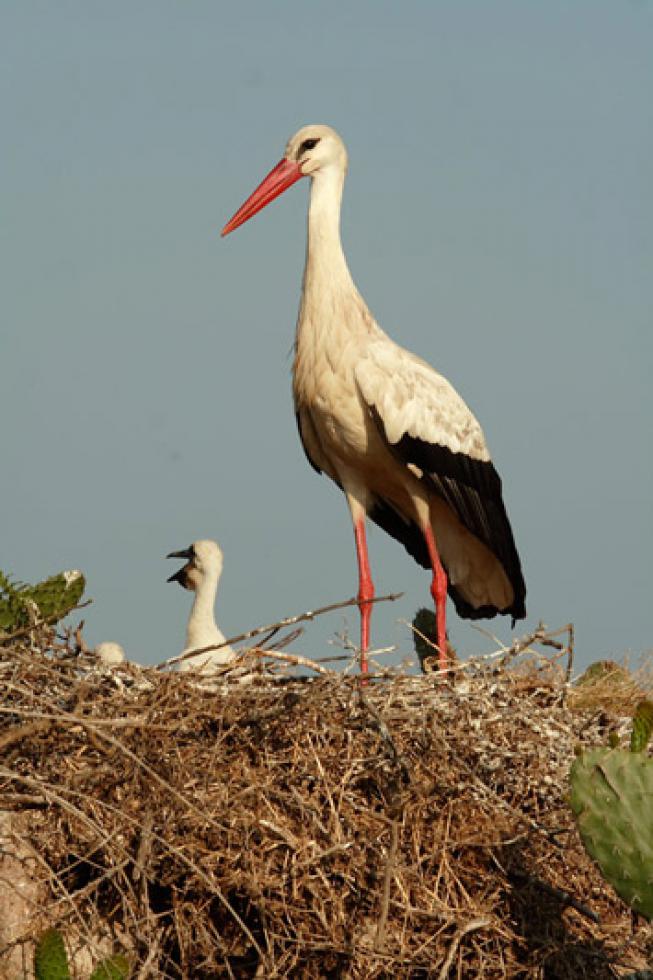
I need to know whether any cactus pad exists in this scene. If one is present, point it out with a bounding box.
[34,928,71,980]
[575,660,631,686]
[28,570,85,623]
[631,701,653,753]
[89,955,130,980]
[0,569,85,632]
[570,747,653,919]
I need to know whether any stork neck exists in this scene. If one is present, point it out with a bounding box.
[186,570,220,648]
[304,169,353,291]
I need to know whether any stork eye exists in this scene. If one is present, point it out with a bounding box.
[299,137,320,155]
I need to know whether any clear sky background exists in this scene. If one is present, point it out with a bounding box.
[3,2,652,672]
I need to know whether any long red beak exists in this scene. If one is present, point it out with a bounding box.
[221,158,304,237]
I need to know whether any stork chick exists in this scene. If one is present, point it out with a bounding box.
[94,641,126,666]
[166,539,235,674]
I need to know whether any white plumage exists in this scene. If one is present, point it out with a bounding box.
[223,125,526,672]
[166,539,235,674]
[94,641,126,666]
[355,341,490,460]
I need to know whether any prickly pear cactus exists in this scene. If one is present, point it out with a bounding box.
[34,928,129,980]
[28,570,85,623]
[631,701,653,753]
[34,928,71,980]
[89,955,130,980]
[0,569,85,632]
[570,717,653,919]
[575,659,633,687]
[412,608,456,672]
[0,571,28,631]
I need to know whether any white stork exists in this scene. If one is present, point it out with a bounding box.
[222,125,526,673]
[167,539,236,673]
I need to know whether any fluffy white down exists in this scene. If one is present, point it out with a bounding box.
[94,642,126,666]
[177,540,236,675]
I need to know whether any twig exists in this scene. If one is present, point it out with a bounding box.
[492,851,600,924]
[357,694,410,783]
[0,719,53,753]
[0,704,177,731]
[0,601,92,644]
[375,818,399,952]
[0,765,262,970]
[264,627,303,651]
[156,591,403,670]
[247,647,334,676]
[564,623,575,683]
[437,917,490,979]
[514,868,600,924]
[442,746,563,845]
[0,702,232,833]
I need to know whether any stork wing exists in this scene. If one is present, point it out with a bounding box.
[355,340,526,620]
[356,340,491,461]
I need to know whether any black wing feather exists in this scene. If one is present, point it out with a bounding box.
[368,407,526,622]
[367,497,517,621]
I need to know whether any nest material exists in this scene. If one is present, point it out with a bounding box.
[1,625,652,979]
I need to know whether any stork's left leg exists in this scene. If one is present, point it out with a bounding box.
[353,518,375,675]
[422,525,449,670]
[343,486,375,676]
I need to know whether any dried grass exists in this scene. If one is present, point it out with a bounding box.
[1,620,652,978]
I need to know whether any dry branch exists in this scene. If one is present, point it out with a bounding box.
[157,591,403,670]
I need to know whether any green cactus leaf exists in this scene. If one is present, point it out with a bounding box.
[570,747,653,919]
[0,568,85,631]
[28,570,86,623]
[631,701,653,753]
[575,660,631,686]
[34,928,71,980]
[90,955,130,980]
[0,572,29,630]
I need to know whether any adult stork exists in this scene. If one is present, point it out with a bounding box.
[222,125,526,673]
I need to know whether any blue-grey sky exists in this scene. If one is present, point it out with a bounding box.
[3,2,651,671]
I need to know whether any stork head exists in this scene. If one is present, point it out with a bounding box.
[286,125,348,177]
[166,539,224,590]
[221,124,347,236]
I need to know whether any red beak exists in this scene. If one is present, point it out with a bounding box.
[221,158,304,237]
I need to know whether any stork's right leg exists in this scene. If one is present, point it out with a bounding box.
[343,486,375,676]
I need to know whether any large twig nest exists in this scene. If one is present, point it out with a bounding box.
[1,623,651,978]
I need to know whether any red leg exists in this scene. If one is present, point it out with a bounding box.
[423,525,449,670]
[354,518,375,675]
